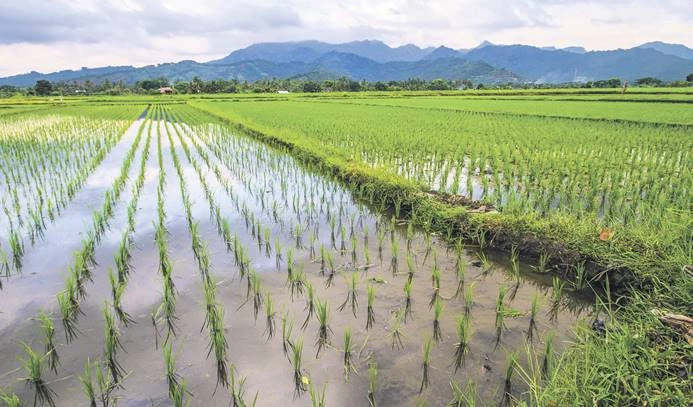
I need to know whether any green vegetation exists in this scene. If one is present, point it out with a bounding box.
[0,92,689,405]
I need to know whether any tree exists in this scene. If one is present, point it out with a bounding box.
[34,80,52,96]
[372,81,386,91]
[302,81,322,93]
[687,73,693,82]
[635,77,663,86]
[428,78,450,91]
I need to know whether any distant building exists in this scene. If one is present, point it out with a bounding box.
[277,90,290,94]
[159,87,174,94]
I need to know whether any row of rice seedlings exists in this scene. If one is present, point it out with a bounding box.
[152,115,178,344]
[54,116,147,343]
[166,118,229,391]
[0,110,134,275]
[105,119,152,333]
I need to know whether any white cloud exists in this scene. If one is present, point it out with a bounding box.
[0,0,690,76]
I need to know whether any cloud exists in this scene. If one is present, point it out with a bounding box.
[0,0,302,44]
[0,0,690,76]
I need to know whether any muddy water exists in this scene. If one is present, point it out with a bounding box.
[0,111,590,406]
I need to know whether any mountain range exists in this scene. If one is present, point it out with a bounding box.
[1,40,691,86]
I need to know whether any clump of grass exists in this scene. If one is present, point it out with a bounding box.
[102,305,125,385]
[264,292,276,340]
[527,293,539,342]
[314,299,332,358]
[291,338,307,396]
[464,283,474,317]
[351,234,358,264]
[308,381,326,407]
[403,279,413,322]
[390,237,399,275]
[343,328,356,381]
[377,228,385,262]
[281,312,294,357]
[454,256,467,299]
[95,358,116,407]
[432,297,444,342]
[38,311,59,374]
[366,284,376,330]
[429,262,441,309]
[325,251,336,288]
[572,261,587,290]
[406,254,415,283]
[495,285,507,348]
[548,277,565,323]
[0,390,22,407]
[419,336,433,393]
[108,268,134,326]
[337,272,359,317]
[288,266,306,301]
[57,284,80,343]
[390,310,405,350]
[170,378,189,407]
[502,351,518,406]
[542,332,555,379]
[448,380,477,406]
[229,368,258,407]
[163,341,181,399]
[537,252,549,273]
[249,271,263,320]
[510,245,520,278]
[79,359,97,407]
[368,358,377,406]
[319,245,327,276]
[19,342,56,407]
[302,282,315,330]
[452,315,471,373]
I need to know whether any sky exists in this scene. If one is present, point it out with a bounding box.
[0,0,691,77]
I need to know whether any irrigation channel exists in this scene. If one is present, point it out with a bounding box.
[0,105,590,406]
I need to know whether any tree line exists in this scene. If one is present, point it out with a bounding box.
[1,74,691,98]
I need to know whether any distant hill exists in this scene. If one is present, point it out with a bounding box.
[1,39,691,86]
[464,45,693,82]
[0,54,517,85]
[210,40,435,64]
[636,41,693,60]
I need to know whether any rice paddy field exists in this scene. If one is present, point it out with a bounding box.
[0,90,691,406]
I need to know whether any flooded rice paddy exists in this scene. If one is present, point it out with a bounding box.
[0,105,591,406]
